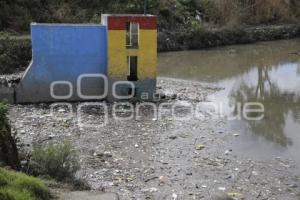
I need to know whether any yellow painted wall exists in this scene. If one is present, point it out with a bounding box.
[108,30,157,80]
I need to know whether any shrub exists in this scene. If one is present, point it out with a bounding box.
[198,0,300,28]
[0,36,31,74]
[29,141,80,182]
[198,0,241,27]
[250,0,291,24]
[0,102,20,170]
[0,167,51,200]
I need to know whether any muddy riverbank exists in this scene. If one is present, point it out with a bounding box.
[158,24,300,52]
[7,77,300,200]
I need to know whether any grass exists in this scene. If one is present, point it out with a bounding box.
[0,167,51,200]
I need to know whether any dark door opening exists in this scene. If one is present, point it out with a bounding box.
[127,56,138,81]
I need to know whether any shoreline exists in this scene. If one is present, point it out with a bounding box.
[158,24,300,52]
[1,24,300,74]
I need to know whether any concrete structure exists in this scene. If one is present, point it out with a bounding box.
[0,86,14,104]
[11,14,157,103]
[16,24,107,103]
[102,14,157,100]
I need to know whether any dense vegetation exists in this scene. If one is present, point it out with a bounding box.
[1,0,300,33]
[0,36,31,74]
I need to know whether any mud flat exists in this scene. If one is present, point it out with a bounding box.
[7,78,300,200]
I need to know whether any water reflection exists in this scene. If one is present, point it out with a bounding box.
[158,39,300,159]
[159,39,300,82]
[229,64,300,147]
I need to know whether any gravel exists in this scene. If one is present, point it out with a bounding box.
[8,77,300,200]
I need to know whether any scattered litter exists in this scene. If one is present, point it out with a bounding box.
[225,149,232,155]
[196,144,205,150]
[169,136,177,140]
[227,192,243,198]
[149,187,158,193]
[159,176,168,184]
[6,77,298,200]
[172,193,178,200]
[58,108,66,112]
[252,171,258,176]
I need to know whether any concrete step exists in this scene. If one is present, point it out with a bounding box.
[59,191,119,200]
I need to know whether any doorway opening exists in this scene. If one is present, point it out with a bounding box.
[127,56,138,81]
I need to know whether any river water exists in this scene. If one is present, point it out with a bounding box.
[158,39,300,161]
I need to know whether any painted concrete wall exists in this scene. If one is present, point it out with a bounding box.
[104,15,157,80]
[0,86,14,104]
[16,24,107,103]
[103,15,157,100]
[107,30,157,79]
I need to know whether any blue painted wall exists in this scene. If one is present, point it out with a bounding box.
[17,24,108,103]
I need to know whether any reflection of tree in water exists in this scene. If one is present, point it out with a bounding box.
[230,65,300,147]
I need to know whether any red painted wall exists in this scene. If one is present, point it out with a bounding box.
[108,16,157,30]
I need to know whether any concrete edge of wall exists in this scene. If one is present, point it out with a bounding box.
[0,86,15,104]
[2,78,157,104]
